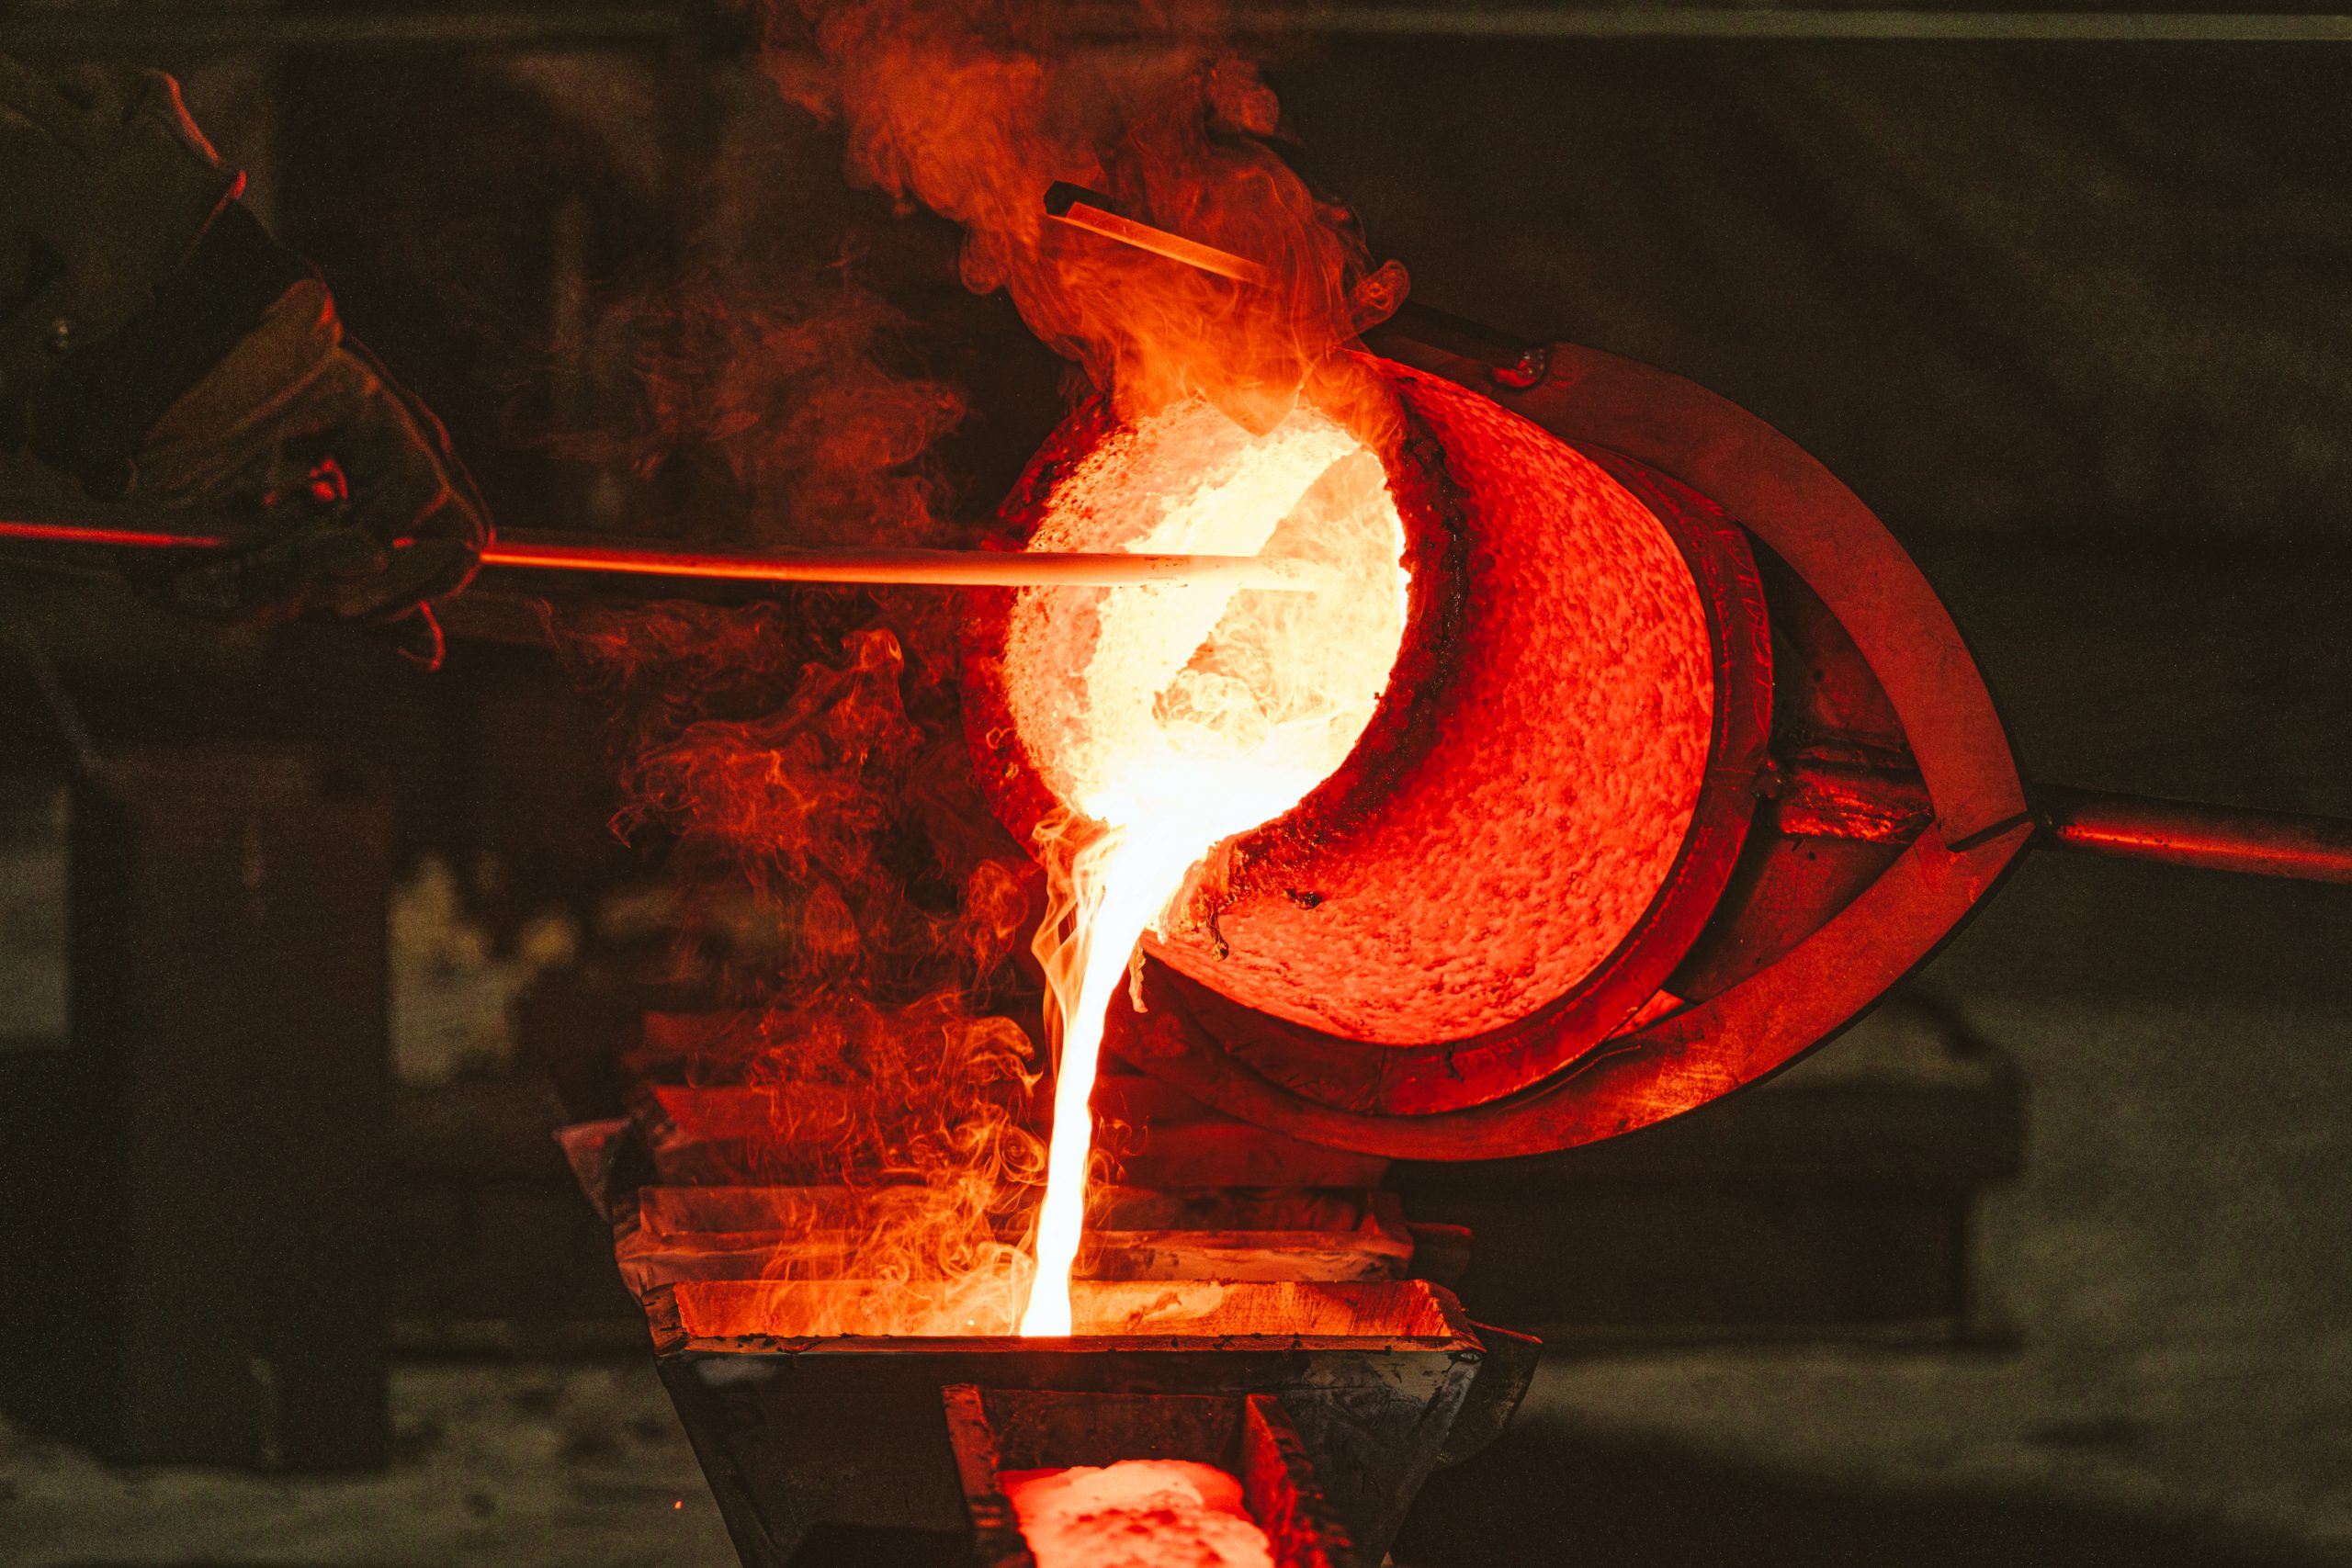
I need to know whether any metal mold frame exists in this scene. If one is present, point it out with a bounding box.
[644,1280,1487,1566]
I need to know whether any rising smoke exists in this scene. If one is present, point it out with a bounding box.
[565,0,1392,1329]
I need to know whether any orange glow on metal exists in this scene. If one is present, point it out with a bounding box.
[1003,1461,1274,1568]
[0,517,230,549]
[478,534,1317,590]
[0,516,1314,591]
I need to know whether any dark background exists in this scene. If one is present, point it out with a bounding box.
[2,7,2348,1565]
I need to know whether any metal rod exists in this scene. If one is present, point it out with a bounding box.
[0,517,216,551]
[1044,183,1272,287]
[0,515,1314,592]
[1038,186,1556,387]
[481,532,1316,590]
[1368,302,1553,387]
[2032,784,2352,884]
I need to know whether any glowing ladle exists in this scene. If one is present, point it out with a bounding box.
[1002,399,1410,1337]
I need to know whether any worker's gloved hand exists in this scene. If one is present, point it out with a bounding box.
[0,58,238,387]
[1,57,489,659]
[119,274,491,637]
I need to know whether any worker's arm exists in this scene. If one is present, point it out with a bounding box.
[0,58,488,658]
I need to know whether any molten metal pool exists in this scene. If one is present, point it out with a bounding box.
[1002,1460,1273,1568]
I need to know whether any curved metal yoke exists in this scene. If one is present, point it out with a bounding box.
[1105,340,2036,1161]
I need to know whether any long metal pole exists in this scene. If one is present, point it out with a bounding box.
[480,532,1315,590]
[0,516,1316,592]
[2032,785,2352,884]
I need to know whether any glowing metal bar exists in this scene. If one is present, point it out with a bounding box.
[0,518,226,551]
[480,533,1315,590]
[0,516,1314,592]
[1043,183,1272,287]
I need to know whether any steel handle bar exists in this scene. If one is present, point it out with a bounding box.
[2031,784,2352,884]
[15,507,2348,880]
[0,513,1318,592]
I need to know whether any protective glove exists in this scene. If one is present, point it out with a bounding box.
[114,270,491,640]
[0,58,236,391]
[2,57,489,660]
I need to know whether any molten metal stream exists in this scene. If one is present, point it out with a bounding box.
[1008,399,1409,1336]
[1019,830,1219,1336]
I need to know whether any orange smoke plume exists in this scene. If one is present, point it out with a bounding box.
[559,0,1407,1337]
[775,0,1399,429]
